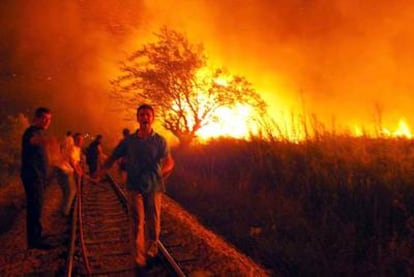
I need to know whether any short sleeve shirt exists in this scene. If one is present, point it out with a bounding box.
[20,125,48,181]
[109,130,169,193]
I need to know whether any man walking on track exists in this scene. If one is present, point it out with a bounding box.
[99,104,174,272]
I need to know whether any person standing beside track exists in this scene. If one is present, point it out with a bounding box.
[85,134,106,177]
[99,104,174,271]
[56,132,84,217]
[20,107,55,250]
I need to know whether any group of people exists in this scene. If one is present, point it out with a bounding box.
[20,104,174,273]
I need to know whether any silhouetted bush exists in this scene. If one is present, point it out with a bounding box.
[0,113,29,186]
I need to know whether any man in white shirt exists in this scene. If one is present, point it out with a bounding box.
[56,133,84,216]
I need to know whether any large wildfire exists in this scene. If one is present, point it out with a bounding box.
[1,0,414,143]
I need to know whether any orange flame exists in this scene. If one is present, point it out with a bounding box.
[197,104,259,140]
[381,119,412,138]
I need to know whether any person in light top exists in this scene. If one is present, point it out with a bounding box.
[55,132,84,217]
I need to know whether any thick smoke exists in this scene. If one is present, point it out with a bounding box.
[0,0,145,145]
[147,0,414,131]
[1,0,414,140]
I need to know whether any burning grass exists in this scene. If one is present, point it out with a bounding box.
[167,136,414,275]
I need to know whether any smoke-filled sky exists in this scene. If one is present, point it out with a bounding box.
[1,0,414,142]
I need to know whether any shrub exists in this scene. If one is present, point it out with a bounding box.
[168,136,414,275]
[0,113,29,186]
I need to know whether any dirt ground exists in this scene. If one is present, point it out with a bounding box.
[0,178,69,276]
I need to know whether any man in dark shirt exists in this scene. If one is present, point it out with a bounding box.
[20,107,54,249]
[101,104,174,269]
[85,134,104,177]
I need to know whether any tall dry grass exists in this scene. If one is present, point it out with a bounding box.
[167,135,414,275]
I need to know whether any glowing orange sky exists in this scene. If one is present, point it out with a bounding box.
[1,0,414,143]
[143,0,414,134]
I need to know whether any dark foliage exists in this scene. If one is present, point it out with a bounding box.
[167,137,414,275]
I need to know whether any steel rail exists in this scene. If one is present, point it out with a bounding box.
[65,173,187,276]
[64,195,78,277]
[158,240,186,277]
[106,173,187,277]
[76,174,92,276]
[64,174,92,276]
[75,174,133,275]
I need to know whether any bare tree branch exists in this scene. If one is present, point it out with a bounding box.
[111,27,267,145]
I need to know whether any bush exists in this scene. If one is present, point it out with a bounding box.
[0,113,29,186]
[167,136,414,275]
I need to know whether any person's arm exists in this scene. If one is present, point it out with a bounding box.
[97,144,108,162]
[96,139,127,178]
[161,153,174,179]
[94,155,118,181]
[102,155,117,171]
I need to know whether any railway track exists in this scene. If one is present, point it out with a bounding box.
[65,175,186,276]
[0,172,270,276]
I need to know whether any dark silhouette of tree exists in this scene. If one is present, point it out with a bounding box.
[111,27,267,145]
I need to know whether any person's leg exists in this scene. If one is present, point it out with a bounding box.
[22,177,44,247]
[145,192,162,258]
[128,191,146,267]
[64,173,77,216]
[56,169,70,215]
[89,160,98,176]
